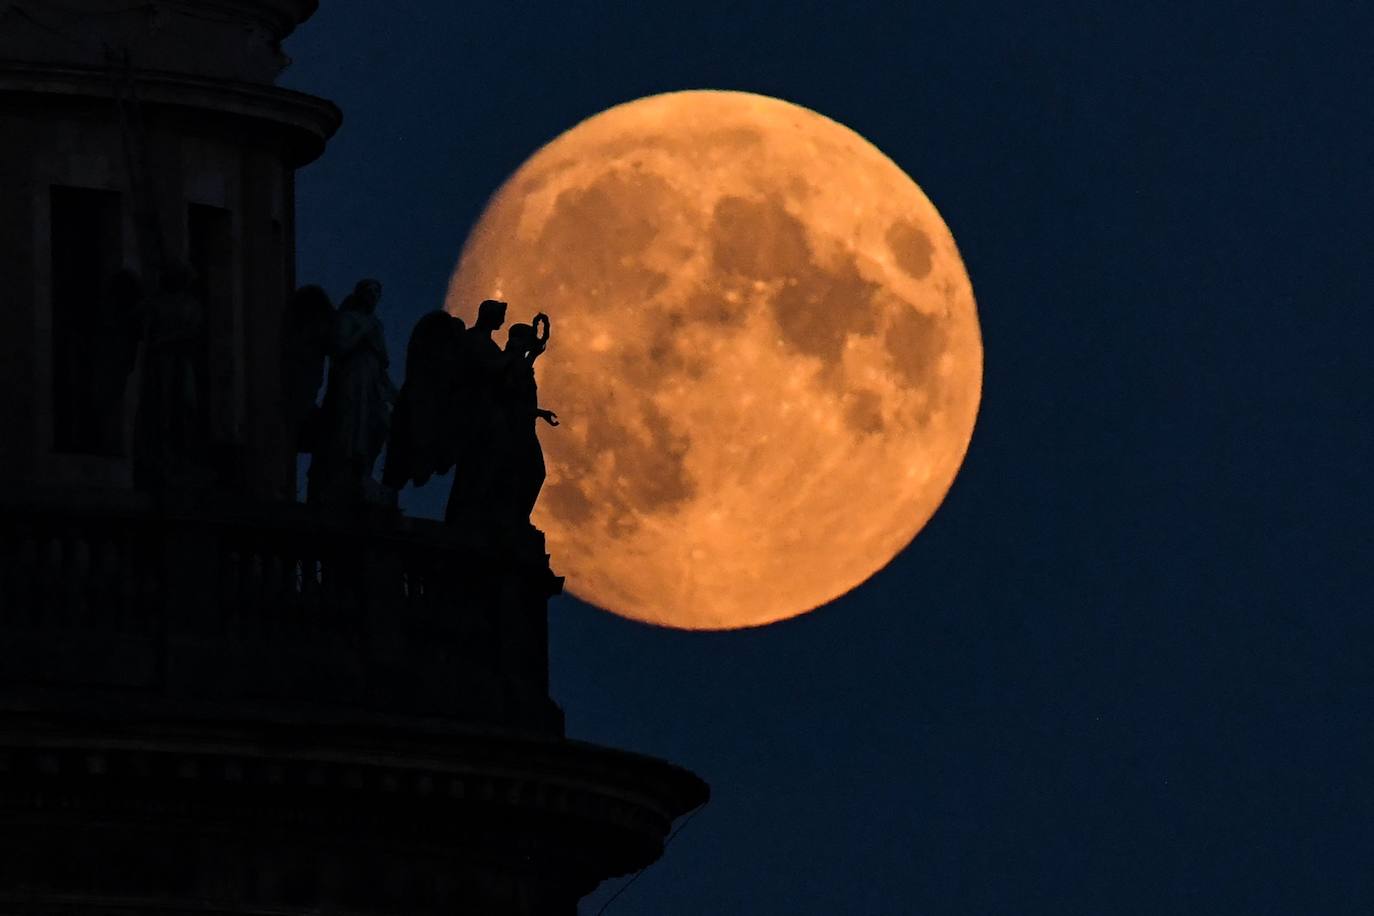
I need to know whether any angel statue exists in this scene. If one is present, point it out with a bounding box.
[306,278,397,505]
[382,308,466,491]
[383,301,558,546]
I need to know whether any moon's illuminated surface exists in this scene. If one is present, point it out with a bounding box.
[447,90,982,629]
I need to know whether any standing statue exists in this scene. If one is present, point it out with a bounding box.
[134,261,205,487]
[496,314,558,528]
[306,278,397,505]
[444,298,510,532]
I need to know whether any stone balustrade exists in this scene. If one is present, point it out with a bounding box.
[0,490,564,734]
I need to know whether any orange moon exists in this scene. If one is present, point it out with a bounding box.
[447,90,982,629]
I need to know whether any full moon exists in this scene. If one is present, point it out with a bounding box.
[447,90,982,629]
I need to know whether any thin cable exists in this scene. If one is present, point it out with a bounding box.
[594,802,707,916]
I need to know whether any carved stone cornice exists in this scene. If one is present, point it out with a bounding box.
[0,62,340,164]
[0,1,322,84]
[0,721,706,851]
[0,717,708,913]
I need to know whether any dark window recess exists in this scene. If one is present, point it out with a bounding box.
[51,185,130,455]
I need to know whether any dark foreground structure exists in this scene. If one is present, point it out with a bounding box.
[0,2,706,913]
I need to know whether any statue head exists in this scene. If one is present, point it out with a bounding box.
[476,298,508,332]
[340,279,382,314]
[505,322,535,353]
[354,278,382,312]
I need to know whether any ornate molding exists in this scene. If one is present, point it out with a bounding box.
[0,720,708,912]
[0,62,341,165]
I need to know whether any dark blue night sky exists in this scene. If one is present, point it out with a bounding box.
[283,3,1372,913]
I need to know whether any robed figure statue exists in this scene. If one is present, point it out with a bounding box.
[306,279,397,505]
[496,314,558,525]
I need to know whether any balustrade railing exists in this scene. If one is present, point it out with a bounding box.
[0,494,562,733]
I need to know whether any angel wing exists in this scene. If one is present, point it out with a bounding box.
[382,309,465,489]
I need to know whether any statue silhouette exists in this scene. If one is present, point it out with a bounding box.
[444,299,508,531]
[382,308,466,491]
[380,299,559,548]
[307,279,397,505]
[496,316,557,528]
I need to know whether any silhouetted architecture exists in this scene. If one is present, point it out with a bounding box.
[0,4,707,914]
[445,298,511,531]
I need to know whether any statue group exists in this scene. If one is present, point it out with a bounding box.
[292,286,557,548]
[62,263,555,546]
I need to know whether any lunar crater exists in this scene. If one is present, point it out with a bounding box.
[885,220,936,279]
